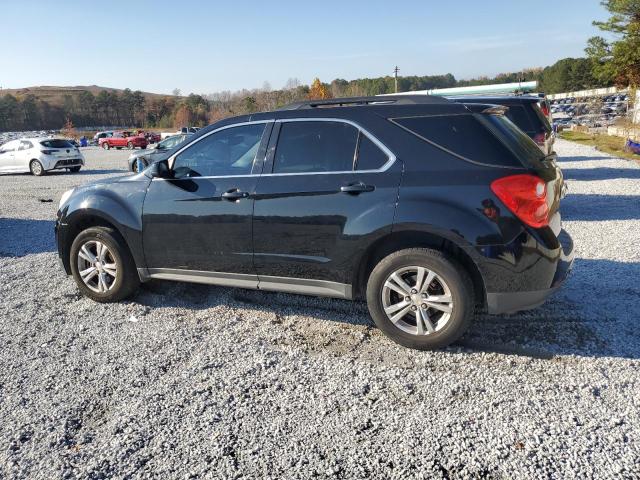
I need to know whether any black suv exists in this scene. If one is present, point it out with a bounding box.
[55,96,574,350]
[448,95,554,155]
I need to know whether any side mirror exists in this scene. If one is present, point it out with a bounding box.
[147,159,171,179]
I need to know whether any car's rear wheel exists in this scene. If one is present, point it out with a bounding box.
[127,141,134,149]
[131,161,138,173]
[29,160,45,176]
[366,248,473,350]
[70,226,139,302]
[102,142,110,150]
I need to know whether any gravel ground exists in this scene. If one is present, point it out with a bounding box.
[0,141,639,479]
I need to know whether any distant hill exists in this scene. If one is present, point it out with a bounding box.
[0,85,172,107]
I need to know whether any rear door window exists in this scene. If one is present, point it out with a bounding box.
[273,121,358,173]
[392,114,521,167]
[0,140,20,153]
[355,133,390,171]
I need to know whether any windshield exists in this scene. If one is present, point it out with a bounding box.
[159,136,183,150]
[40,139,74,148]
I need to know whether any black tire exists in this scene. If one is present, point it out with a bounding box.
[127,141,134,149]
[366,248,474,350]
[131,161,138,173]
[69,166,81,173]
[30,160,45,176]
[69,226,139,302]
[102,142,110,150]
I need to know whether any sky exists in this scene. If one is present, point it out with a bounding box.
[0,0,610,95]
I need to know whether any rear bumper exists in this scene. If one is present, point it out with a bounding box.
[486,228,574,314]
[50,158,84,170]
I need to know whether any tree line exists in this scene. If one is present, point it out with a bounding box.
[1,0,637,133]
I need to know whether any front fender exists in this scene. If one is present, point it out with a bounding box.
[58,177,148,270]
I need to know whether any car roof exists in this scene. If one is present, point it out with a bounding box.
[19,137,70,142]
[447,95,542,105]
[194,95,471,135]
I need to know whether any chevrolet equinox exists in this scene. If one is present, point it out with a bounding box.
[55,95,574,350]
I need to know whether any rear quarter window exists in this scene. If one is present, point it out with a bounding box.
[392,114,522,167]
[356,134,390,171]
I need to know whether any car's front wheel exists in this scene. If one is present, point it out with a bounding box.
[69,166,81,173]
[30,160,45,176]
[127,141,134,149]
[366,248,473,350]
[70,226,139,302]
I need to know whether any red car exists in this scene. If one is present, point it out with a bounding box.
[144,131,161,144]
[99,131,148,150]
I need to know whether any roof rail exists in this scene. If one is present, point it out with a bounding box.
[280,95,449,110]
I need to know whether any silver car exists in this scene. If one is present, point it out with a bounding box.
[0,137,84,175]
[127,134,191,172]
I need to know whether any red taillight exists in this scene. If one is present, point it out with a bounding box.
[533,132,546,146]
[540,104,550,118]
[491,174,549,228]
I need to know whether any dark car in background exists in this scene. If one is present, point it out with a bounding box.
[55,95,573,350]
[449,95,555,155]
[127,133,192,172]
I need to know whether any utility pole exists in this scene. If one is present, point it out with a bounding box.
[394,66,400,93]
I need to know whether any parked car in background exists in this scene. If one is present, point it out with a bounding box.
[99,131,148,150]
[449,95,555,155]
[144,132,161,144]
[0,137,84,175]
[93,131,114,144]
[127,133,192,172]
[161,127,201,139]
[56,95,574,350]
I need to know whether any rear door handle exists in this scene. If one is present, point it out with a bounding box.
[221,189,250,201]
[340,182,375,194]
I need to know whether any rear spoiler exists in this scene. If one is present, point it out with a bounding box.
[460,103,509,115]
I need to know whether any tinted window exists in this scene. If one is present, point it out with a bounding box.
[274,121,358,173]
[356,134,389,170]
[173,123,265,178]
[394,114,521,167]
[40,139,73,148]
[530,102,552,133]
[480,114,545,166]
[505,106,534,133]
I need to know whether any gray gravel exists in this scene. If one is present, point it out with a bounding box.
[1,141,639,479]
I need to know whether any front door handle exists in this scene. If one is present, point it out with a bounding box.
[340,182,375,194]
[222,189,250,201]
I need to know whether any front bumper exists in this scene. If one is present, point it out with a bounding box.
[486,228,574,314]
[55,216,71,275]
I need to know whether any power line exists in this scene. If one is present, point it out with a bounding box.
[393,66,400,93]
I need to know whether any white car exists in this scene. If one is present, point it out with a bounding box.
[0,137,85,176]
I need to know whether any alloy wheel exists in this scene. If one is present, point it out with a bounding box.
[381,266,454,335]
[31,161,42,176]
[76,240,118,293]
